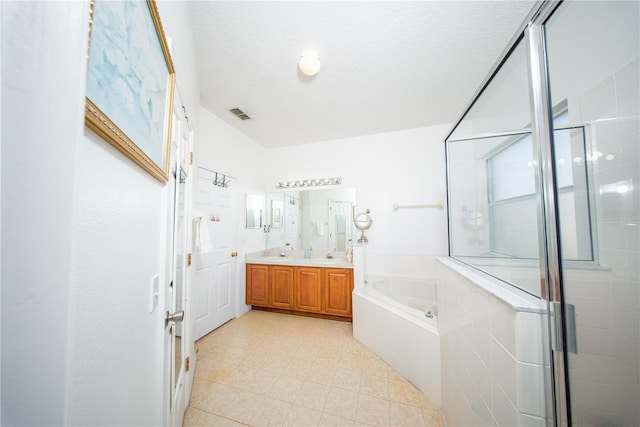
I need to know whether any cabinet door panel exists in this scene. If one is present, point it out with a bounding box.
[246,264,269,306]
[295,267,322,313]
[270,266,295,309]
[323,269,353,316]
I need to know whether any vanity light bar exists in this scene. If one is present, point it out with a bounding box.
[276,177,342,189]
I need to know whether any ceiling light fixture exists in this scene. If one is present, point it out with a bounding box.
[298,51,321,76]
[276,177,341,189]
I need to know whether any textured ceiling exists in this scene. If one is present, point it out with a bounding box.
[188,1,537,148]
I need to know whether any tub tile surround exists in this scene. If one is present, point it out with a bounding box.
[353,291,442,406]
[184,310,445,426]
[351,246,443,407]
[436,257,548,426]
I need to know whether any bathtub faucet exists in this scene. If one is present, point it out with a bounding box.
[425,306,434,319]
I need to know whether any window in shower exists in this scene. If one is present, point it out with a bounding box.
[486,111,594,261]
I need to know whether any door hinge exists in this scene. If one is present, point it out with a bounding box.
[551,301,578,354]
[185,356,190,372]
[189,152,193,165]
[187,253,192,267]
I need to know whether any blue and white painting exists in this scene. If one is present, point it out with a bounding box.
[86,0,170,167]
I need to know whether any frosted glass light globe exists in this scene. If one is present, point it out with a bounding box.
[298,51,321,76]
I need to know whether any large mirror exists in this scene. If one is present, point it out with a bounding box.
[265,187,357,253]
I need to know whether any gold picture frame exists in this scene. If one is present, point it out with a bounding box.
[85,0,175,183]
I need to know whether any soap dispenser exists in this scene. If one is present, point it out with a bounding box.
[304,247,312,259]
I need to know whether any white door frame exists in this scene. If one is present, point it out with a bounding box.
[163,84,194,427]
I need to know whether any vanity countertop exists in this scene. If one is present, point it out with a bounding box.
[245,251,353,269]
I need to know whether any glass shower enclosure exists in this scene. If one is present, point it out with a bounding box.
[445,1,639,425]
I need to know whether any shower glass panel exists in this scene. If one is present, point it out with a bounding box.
[545,1,640,425]
[449,40,532,140]
[448,133,541,296]
[447,36,544,297]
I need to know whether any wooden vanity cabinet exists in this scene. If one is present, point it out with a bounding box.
[323,268,353,316]
[246,263,353,319]
[246,264,270,306]
[270,265,295,309]
[295,267,323,313]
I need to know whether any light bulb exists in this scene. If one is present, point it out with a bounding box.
[298,51,321,76]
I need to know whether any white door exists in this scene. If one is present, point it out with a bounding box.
[328,201,353,252]
[194,167,237,340]
[164,85,192,427]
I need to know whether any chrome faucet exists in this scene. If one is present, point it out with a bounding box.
[326,252,333,259]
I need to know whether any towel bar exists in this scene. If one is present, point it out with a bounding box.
[393,202,443,210]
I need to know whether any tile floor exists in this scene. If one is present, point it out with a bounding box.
[183,310,445,426]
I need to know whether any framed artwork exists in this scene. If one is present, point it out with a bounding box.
[85,0,175,182]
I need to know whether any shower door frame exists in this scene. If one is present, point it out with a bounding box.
[525,3,572,425]
[443,1,575,425]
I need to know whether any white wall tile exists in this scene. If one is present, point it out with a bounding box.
[616,361,640,398]
[597,221,630,251]
[515,312,545,364]
[614,331,640,370]
[574,300,614,329]
[517,412,547,427]
[473,396,496,426]
[489,297,516,354]
[618,119,639,161]
[492,379,519,427]
[615,59,640,117]
[471,320,492,368]
[570,353,617,385]
[580,380,618,413]
[516,362,546,417]
[576,326,618,357]
[591,119,621,171]
[564,270,612,304]
[613,305,640,340]
[469,350,493,414]
[581,76,617,121]
[491,338,517,404]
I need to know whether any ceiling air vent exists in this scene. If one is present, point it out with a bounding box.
[228,107,251,121]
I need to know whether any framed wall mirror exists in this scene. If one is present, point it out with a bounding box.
[265,187,356,253]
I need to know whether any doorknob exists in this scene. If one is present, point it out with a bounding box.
[165,310,184,326]
[231,251,238,257]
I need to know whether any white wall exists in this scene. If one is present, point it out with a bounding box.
[1,2,87,424]
[264,125,451,280]
[1,1,200,424]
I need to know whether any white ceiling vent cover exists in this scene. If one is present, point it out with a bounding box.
[228,107,251,121]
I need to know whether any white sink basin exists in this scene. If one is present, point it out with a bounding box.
[262,256,293,261]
